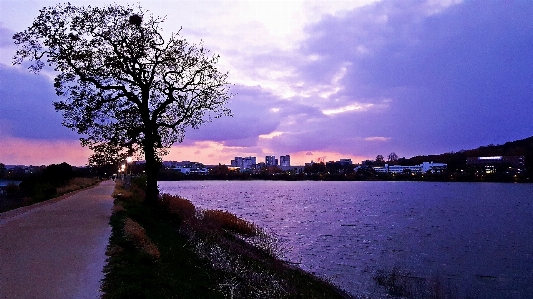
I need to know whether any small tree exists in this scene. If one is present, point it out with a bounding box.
[42,162,75,186]
[88,142,131,178]
[0,163,6,179]
[14,4,232,203]
[388,152,399,162]
[375,155,385,164]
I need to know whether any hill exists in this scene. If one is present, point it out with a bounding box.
[401,135,533,172]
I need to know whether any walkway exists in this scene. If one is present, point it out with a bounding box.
[0,180,115,299]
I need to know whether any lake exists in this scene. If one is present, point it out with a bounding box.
[158,181,533,298]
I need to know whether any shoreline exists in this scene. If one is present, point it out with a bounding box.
[102,179,355,298]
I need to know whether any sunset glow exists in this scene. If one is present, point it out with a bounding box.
[2,0,533,166]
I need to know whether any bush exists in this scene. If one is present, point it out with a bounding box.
[123,217,160,260]
[20,180,56,203]
[4,183,20,197]
[42,162,74,186]
[160,193,196,220]
[132,175,147,189]
[202,210,258,237]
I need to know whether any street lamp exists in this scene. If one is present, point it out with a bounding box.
[126,157,133,175]
[125,157,133,190]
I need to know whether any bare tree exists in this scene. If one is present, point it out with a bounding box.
[13,4,232,203]
[387,152,398,162]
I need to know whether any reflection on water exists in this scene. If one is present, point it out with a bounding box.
[159,181,533,298]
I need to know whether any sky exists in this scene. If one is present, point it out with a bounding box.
[1,0,533,166]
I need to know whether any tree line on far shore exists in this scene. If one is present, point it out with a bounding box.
[0,162,97,212]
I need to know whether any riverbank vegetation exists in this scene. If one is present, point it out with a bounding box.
[102,178,354,299]
[0,162,100,213]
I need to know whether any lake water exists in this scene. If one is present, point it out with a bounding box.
[158,181,533,298]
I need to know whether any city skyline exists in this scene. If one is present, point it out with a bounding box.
[2,1,533,167]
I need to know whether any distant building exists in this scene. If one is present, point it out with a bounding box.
[466,156,524,168]
[373,162,447,174]
[265,155,277,166]
[420,162,447,173]
[466,156,524,173]
[231,156,257,171]
[231,157,243,168]
[280,165,303,173]
[339,159,352,165]
[280,155,290,167]
[163,161,207,174]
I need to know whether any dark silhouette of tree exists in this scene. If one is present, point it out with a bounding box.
[88,142,131,178]
[42,162,74,186]
[0,163,6,179]
[375,155,385,164]
[13,4,232,203]
[305,162,326,174]
[387,152,398,162]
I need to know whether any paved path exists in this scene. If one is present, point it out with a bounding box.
[0,180,115,299]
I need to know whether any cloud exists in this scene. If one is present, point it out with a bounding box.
[365,137,390,142]
[0,64,80,140]
[185,85,282,145]
[0,26,14,47]
[288,0,533,157]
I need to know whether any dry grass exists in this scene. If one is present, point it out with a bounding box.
[160,194,259,237]
[123,217,160,260]
[56,177,100,195]
[160,193,196,220]
[112,180,135,202]
[203,209,259,237]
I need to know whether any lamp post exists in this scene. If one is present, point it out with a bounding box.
[125,157,133,190]
[126,157,133,176]
[120,164,126,180]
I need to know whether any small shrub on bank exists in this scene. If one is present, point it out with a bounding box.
[203,209,259,237]
[112,178,145,202]
[123,217,160,260]
[160,193,196,220]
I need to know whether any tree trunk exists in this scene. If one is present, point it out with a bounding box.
[143,138,160,205]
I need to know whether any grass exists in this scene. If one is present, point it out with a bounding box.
[102,180,354,299]
[0,177,101,213]
[56,177,101,194]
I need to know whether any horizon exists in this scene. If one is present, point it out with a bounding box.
[2,1,533,166]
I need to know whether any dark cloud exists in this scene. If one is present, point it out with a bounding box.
[0,64,79,140]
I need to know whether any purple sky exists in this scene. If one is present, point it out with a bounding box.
[1,0,532,166]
